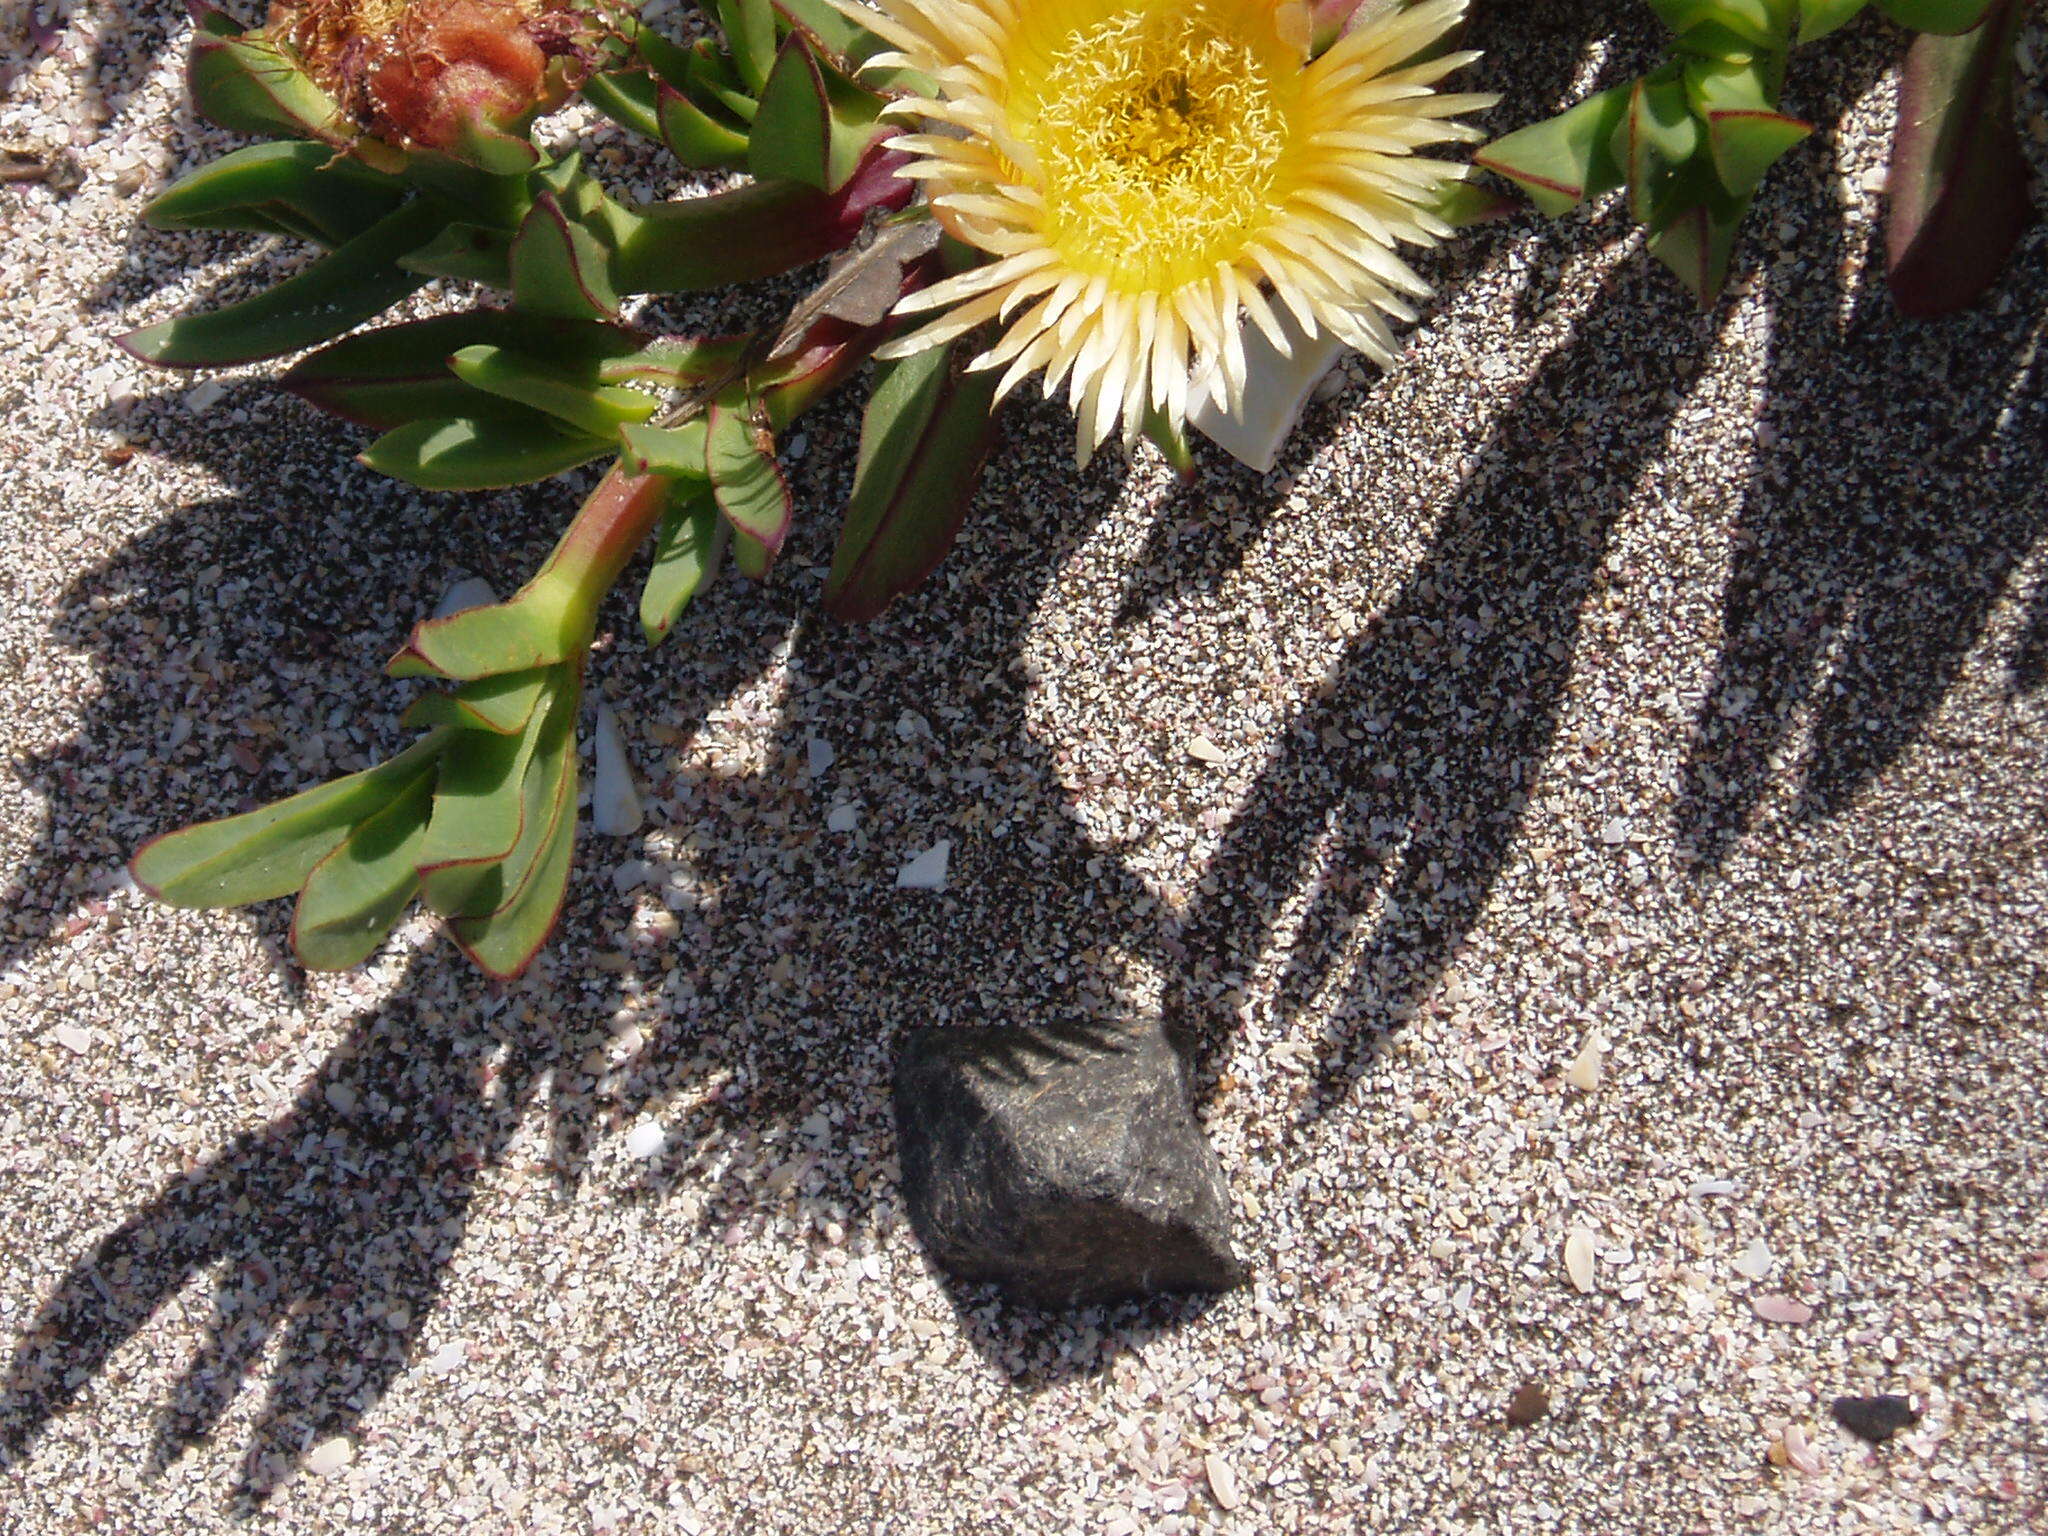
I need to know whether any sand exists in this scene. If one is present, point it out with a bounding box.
[3,3,2045,1532]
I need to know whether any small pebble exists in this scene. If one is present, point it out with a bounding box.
[1505,1382,1550,1427]
[1186,735,1227,764]
[625,1120,667,1159]
[51,1023,91,1054]
[806,737,834,776]
[1830,1394,1919,1444]
[826,803,860,832]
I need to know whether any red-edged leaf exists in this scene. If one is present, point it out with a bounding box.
[825,341,1000,624]
[705,400,792,579]
[1886,0,2033,316]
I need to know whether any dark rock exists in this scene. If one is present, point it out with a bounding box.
[1504,1382,1550,1426]
[894,1020,1244,1307]
[1831,1394,1919,1444]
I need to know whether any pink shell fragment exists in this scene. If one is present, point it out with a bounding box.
[1753,1294,1814,1324]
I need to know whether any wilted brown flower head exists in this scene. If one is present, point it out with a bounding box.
[266,0,590,155]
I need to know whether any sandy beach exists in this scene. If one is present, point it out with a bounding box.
[3,3,2045,1531]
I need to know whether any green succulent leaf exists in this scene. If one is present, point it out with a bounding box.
[449,345,657,439]
[641,481,728,645]
[144,141,406,247]
[283,312,653,429]
[510,193,622,321]
[449,691,580,977]
[1651,0,1798,49]
[118,198,442,368]
[1877,0,1997,34]
[706,400,793,579]
[1887,0,2032,314]
[610,149,914,292]
[620,419,712,478]
[396,221,515,285]
[1473,85,1633,215]
[825,341,1000,624]
[749,32,887,192]
[389,471,671,681]
[1685,59,1814,195]
[1649,189,1751,305]
[290,766,437,970]
[714,0,780,93]
[188,27,357,153]
[1798,0,1872,40]
[416,688,558,915]
[132,731,450,909]
[400,668,552,735]
[361,415,613,492]
[1614,75,1706,230]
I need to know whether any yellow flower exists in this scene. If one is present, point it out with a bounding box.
[848,0,1493,461]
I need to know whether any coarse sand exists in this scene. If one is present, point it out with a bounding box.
[3,4,2045,1532]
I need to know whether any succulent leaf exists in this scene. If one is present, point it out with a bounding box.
[610,144,915,292]
[1877,0,1997,33]
[824,340,1000,624]
[144,140,406,246]
[415,688,558,915]
[132,731,450,908]
[118,198,442,367]
[290,766,437,969]
[749,32,886,192]
[1649,188,1750,304]
[361,415,613,491]
[449,345,657,438]
[1685,58,1813,195]
[510,193,622,321]
[641,483,728,645]
[400,668,552,735]
[1473,86,1633,215]
[1797,0,1872,40]
[706,400,792,579]
[283,311,653,429]
[1614,75,1706,231]
[620,420,712,478]
[1887,0,2032,314]
[449,686,580,977]
[714,0,780,93]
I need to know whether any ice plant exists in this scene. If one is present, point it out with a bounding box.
[1473,0,2037,309]
[850,0,1494,460]
[113,0,1502,977]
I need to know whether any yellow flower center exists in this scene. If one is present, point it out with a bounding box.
[1017,1,1301,292]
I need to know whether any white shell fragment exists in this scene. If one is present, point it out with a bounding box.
[423,1340,466,1376]
[895,841,951,892]
[826,803,860,833]
[304,1436,353,1476]
[1564,1227,1597,1293]
[1204,1452,1242,1511]
[591,704,644,837]
[1563,1031,1606,1091]
[1186,735,1228,764]
[1733,1238,1773,1279]
[806,737,835,776]
[51,1023,92,1054]
[625,1120,667,1159]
